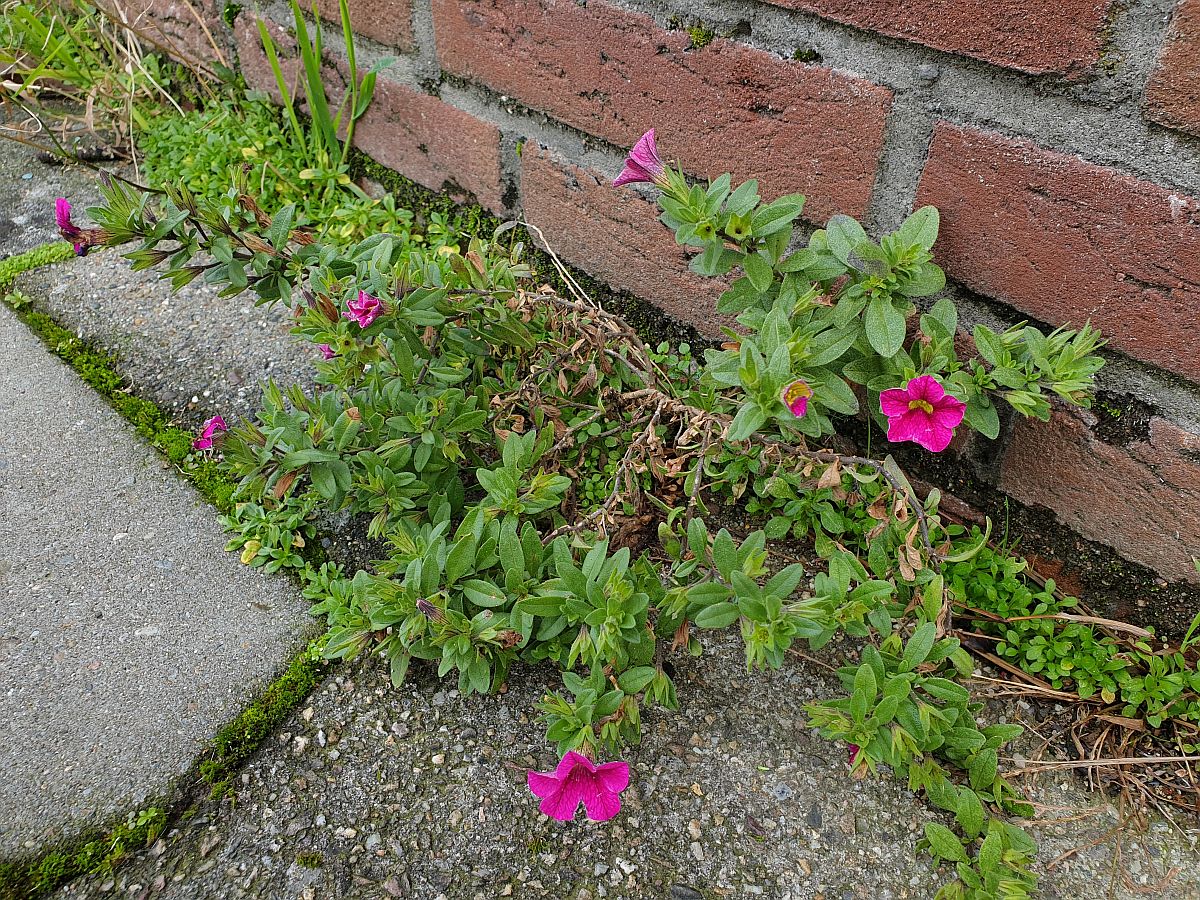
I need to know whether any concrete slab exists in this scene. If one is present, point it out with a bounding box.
[0,302,314,856]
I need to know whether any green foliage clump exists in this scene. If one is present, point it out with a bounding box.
[688,25,716,49]
[221,496,317,573]
[81,124,1124,899]
[957,546,1200,731]
[0,807,165,900]
[138,97,412,246]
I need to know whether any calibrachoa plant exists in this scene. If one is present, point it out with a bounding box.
[65,126,1110,896]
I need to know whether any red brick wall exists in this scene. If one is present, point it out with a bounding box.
[198,0,1200,604]
[1146,0,1200,136]
[761,0,1114,75]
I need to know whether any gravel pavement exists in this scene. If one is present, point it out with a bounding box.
[48,635,1200,900]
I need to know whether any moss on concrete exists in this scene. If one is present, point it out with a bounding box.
[199,648,325,793]
[0,809,167,900]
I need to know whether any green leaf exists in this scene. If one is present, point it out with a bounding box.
[309,463,336,499]
[725,178,760,216]
[264,203,295,249]
[716,276,766,314]
[923,823,968,863]
[779,248,815,273]
[955,788,985,839]
[929,297,957,334]
[896,205,940,251]
[389,649,411,687]
[694,602,740,629]
[963,395,1001,440]
[727,403,767,441]
[764,563,806,599]
[617,666,658,693]
[806,327,858,368]
[705,173,732,211]
[515,594,565,617]
[969,748,999,793]
[921,676,970,704]
[462,579,509,608]
[498,520,525,577]
[742,253,774,293]
[825,215,868,264]
[750,193,806,236]
[899,263,945,297]
[901,623,937,671]
[973,325,1003,365]
[445,534,477,586]
[864,297,907,358]
[978,830,1003,873]
[711,529,737,580]
[815,374,860,415]
[691,241,733,276]
[850,661,878,722]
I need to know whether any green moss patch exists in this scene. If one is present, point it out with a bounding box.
[199,649,325,794]
[0,808,166,900]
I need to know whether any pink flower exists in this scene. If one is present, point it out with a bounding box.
[848,743,861,765]
[613,129,667,188]
[343,290,384,328]
[527,751,630,822]
[780,379,812,418]
[318,344,336,360]
[55,197,88,256]
[879,375,965,453]
[192,415,228,451]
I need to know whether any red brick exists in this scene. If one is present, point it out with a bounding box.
[1000,409,1200,584]
[109,0,230,69]
[1145,0,1200,136]
[520,146,728,336]
[763,0,1112,75]
[916,124,1200,383]
[353,77,504,213]
[432,0,892,221]
[315,0,413,52]
[235,15,503,213]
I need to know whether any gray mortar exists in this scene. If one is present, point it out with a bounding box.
[0,303,316,857]
[48,635,1200,900]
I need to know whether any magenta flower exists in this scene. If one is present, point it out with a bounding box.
[192,415,228,451]
[879,375,966,453]
[318,344,336,360]
[848,743,861,765]
[780,379,812,418]
[343,290,384,328]
[613,129,668,188]
[55,197,88,256]
[527,751,630,822]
